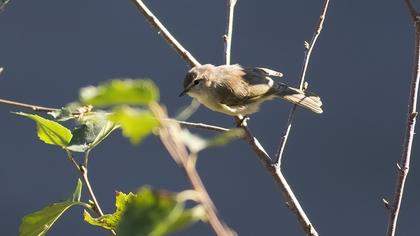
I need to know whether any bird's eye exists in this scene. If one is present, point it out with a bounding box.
[193,80,200,85]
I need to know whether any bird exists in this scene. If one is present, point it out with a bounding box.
[179,64,323,117]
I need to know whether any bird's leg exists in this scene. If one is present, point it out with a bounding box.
[235,115,250,127]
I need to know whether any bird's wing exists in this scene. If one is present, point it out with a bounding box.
[252,67,283,78]
[217,67,284,106]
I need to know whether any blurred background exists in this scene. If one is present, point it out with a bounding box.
[0,0,418,235]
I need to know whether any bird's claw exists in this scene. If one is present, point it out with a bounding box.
[236,115,250,127]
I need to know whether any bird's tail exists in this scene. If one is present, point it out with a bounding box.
[276,87,323,114]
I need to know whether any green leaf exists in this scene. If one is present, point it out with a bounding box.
[80,79,159,107]
[84,191,136,230]
[67,112,118,152]
[180,128,244,153]
[109,107,159,144]
[19,179,84,236]
[19,202,78,236]
[117,187,206,236]
[15,112,72,148]
[84,188,205,236]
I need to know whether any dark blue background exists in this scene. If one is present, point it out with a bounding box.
[0,0,418,235]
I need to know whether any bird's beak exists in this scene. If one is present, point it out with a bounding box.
[178,89,188,97]
[178,85,193,97]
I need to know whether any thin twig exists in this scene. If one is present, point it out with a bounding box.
[79,165,105,216]
[405,0,417,20]
[0,98,57,112]
[275,0,330,166]
[224,0,237,65]
[131,0,200,68]
[151,104,234,236]
[175,120,230,132]
[0,97,228,133]
[66,151,116,236]
[386,2,420,235]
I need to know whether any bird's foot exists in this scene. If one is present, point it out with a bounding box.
[235,115,250,127]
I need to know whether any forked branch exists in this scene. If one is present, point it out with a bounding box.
[275,0,330,166]
[132,0,324,234]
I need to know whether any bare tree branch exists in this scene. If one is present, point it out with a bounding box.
[224,0,237,65]
[223,0,319,234]
[405,0,417,21]
[275,0,330,166]
[131,0,201,68]
[151,104,234,236]
[386,1,420,235]
[238,118,318,236]
[176,120,230,132]
[0,98,58,112]
[132,0,321,233]
[0,97,230,133]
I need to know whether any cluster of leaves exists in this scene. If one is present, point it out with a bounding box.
[16,79,242,236]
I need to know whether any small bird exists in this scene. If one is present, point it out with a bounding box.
[179,64,323,117]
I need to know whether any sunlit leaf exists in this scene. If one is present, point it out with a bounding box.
[15,112,72,148]
[117,187,206,236]
[80,79,159,107]
[19,179,83,236]
[84,187,206,236]
[109,107,159,144]
[84,191,136,230]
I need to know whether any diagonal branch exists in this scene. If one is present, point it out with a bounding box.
[238,119,319,236]
[224,2,319,234]
[65,151,117,236]
[131,0,200,68]
[386,1,420,235]
[275,0,330,166]
[0,98,58,112]
[151,104,234,236]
